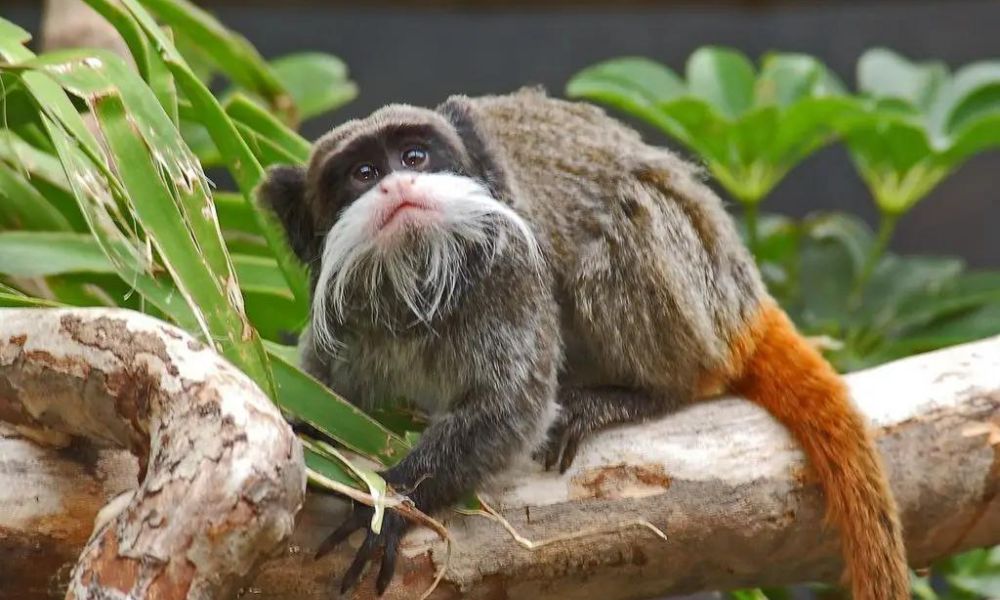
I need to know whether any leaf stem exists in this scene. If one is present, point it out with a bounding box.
[853,212,899,300]
[743,202,760,256]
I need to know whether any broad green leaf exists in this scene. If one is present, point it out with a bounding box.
[857,48,947,111]
[570,50,845,206]
[686,47,756,120]
[269,52,357,121]
[767,96,856,165]
[756,53,843,107]
[858,255,964,330]
[948,574,1000,597]
[893,271,1000,333]
[567,57,685,105]
[945,113,1000,162]
[865,303,1000,364]
[930,61,1000,138]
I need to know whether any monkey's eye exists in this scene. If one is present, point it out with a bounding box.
[351,163,380,184]
[401,146,429,169]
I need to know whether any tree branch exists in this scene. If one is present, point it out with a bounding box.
[2,308,999,598]
[258,332,1000,599]
[0,308,304,599]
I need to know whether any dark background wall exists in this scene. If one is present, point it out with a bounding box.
[6,0,1000,266]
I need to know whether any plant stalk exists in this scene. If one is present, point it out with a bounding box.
[852,212,899,301]
[743,202,760,256]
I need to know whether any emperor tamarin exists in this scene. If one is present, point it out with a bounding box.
[258,87,908,599]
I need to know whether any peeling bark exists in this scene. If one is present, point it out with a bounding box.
[2,310,1000,599]
[0,308,304,600]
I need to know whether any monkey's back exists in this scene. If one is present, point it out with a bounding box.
[464,89,767,392]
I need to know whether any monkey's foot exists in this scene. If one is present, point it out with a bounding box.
[315,500,408,596]
[536,405,595,474]
[537,386,669,473]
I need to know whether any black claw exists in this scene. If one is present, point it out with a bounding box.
[375,529,401,596]
[315,514,363,559]
[340,529,378,593]
[543,441,560,471]
[559,430,581,474]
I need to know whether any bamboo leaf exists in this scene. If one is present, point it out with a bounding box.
[0,231,112,276]
[136,0,294,122]
[113,0,309,306]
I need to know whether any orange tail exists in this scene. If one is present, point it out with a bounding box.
[731,303,908,600]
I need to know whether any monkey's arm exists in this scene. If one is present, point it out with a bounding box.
[319,267,560,595]
[319,380,555,595]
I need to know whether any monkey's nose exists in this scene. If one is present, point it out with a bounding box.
[381,173,416,197]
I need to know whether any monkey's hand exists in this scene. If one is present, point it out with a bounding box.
[315,495,408,596]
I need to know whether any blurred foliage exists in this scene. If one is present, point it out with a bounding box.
[572,48,1000,598]
[570,46,1000,374]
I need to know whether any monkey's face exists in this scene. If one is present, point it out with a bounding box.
[258,105,537,348]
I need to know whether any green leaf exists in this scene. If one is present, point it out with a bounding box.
[0,231,112,276]
[756,53,844,107]
[117,2,309,305]
[214,191,263,235]
[857,48,947,111]
[930,60,1000,138]
[893,271,1000,333]
[136,0,294,122]
[265,343,411,465]
[225,93,311,163]
[567,56,685,105]
[0,289,62,308]
[948,574,1000,597]
[269,52,357,121]
[686,46,756,120]
[945,112,1000,163]
[243,288,303,342]
[18,47,273,395]
[570,49,844,205]
[83,0,178,123]
[0,164,73,231]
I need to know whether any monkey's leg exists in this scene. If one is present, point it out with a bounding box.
[541,385,686,473]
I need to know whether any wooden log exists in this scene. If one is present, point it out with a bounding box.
[0,308,304,599]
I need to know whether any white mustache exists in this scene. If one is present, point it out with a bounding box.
[311,171,539,351]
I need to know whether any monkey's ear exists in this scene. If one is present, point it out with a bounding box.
[436,96,513,201]
[257,165,316,264]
